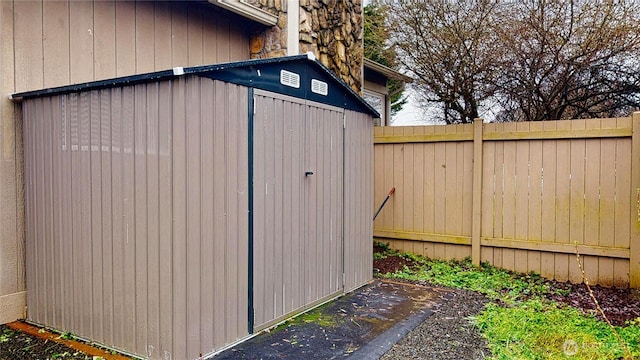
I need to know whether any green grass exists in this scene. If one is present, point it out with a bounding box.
[382,251,553,303]
[475,300,640,359]
[291,310,338,328]
[374,243,640,360]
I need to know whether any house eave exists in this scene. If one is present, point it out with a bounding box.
[364,58,412,83]
[209,0,278,26]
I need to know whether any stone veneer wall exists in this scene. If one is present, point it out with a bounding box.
[247,0,363,92]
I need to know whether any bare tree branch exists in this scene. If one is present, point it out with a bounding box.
[390,0,640,123]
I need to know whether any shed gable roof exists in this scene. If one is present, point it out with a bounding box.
[12,54,379,118]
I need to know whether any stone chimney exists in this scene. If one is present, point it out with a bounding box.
[247,0,363,93]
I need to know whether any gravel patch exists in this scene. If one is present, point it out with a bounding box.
[380,289,490,360]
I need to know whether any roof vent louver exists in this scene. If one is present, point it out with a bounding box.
[311,79,328,96]
[280,70,300,88]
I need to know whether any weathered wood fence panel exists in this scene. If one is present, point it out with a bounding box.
[373,114,640,288]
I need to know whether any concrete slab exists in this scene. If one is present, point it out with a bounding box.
[214,280,449,359]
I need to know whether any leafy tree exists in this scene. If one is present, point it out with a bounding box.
[389,0,640,123]
[363,3,407,116]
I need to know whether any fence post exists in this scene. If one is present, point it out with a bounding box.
[631,112,640,288]
[472,118,484,266]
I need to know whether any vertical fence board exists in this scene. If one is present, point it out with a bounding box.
[413,130,425,234]
[424,133,436,234]
[514,122,530,244]
[630,113,640,288]
[403,128,415,231]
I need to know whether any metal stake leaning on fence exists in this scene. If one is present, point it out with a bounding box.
[373,187,396,221]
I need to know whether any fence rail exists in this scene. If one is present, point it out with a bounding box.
[373,113,640,288]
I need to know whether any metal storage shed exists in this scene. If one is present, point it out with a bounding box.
[12,54,376,359]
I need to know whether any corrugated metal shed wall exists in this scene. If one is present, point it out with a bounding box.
[344,110,374,292]
[252,90,345,330]
[23,77,249,359]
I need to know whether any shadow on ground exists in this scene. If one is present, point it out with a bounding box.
[214,280,449,359]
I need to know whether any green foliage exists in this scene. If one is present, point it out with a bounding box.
[50,352,71,359]
[363,3,407,116]
[385,255,551,303]
[59,332,74,340]
[475,300,640,359]
[373,240,391,252]
[373,252,387,260]
[290,310,337,328]
[378,249,638,359]
[363,4,391,66]
[0,328,14,343]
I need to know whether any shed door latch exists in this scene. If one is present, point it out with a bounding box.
[305,171,314,176]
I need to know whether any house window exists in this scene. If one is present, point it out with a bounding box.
[363,89,386,126]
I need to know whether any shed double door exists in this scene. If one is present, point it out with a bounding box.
[252,90,345,330]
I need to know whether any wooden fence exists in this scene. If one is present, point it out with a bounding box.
[373,113,640,288]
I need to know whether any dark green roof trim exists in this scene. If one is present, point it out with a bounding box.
[11,54,380,118]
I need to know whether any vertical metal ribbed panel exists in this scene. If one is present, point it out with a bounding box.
[343,110,374,292]
[23,76,249,359]
[252,90,345,330]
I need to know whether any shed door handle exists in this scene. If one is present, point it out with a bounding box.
[305,171,314,176]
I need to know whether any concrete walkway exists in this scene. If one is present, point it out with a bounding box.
[214,280,450,359]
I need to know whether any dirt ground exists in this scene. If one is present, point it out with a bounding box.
[0,324,94,360]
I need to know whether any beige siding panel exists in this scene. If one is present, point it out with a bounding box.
[135,2,156,73]
[98,89,114,345]
[157,82,173,352]
[199,80,215,351]
[43,1,70,87]
[109,89,125,347]
[153,2,173,71]
[252,91,346,329]
[93,1,116,79]
[115,2,137,76]
[23,77,249,358]
[187,7,204,66]
[69,1,95,83]
[144,83,160,357]
[121,86,136,352]
[185,76,202,359]
[13,0,250,92]
[134,84,149,352]
[171,3,189,67]
[211,81,228,347]
[14,1,43,92]
[0,2,23,316]
[22,100,33,320]
[344,110,373,292]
